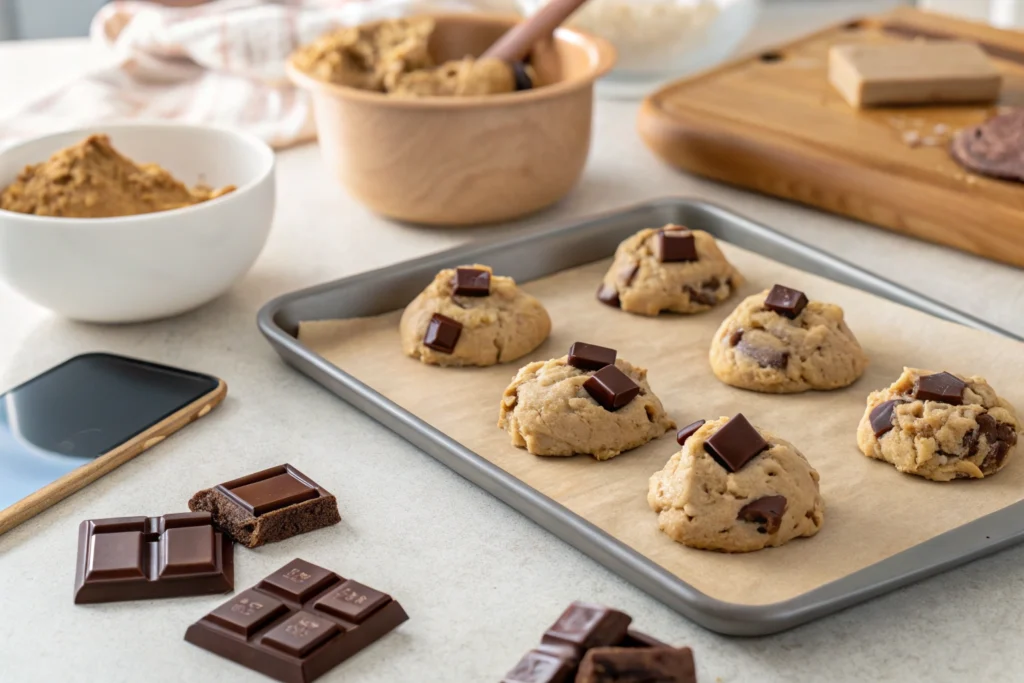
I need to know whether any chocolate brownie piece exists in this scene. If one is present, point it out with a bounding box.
[576,646,697,683]
[189,464,340,548]
[950,109,1024,182]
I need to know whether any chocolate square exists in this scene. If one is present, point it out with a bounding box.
[453,268,491,297]
[656,229,698,263]
[703,414,769,472]
[423,313,462,354]
[207,589,289,637]
[541,602,632,651]
[261,611,340,657]
[764,284,808,318]
[567,342,617,371]
[503,650,574,683]
[913,371,966,405]
[676,419,706,446]
[314,580,390,624]
[583,366,640,412]
[259,558,339,603]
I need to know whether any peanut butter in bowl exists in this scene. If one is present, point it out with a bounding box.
[0,134,235,218]
[291,17,527,97]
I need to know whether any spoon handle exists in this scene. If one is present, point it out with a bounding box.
[481,0,591,64]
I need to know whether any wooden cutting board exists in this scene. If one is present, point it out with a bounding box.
[638,7,1024,268]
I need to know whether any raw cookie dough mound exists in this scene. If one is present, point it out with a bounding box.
[498,343,675,460]
[648,415,824,552]
[596,225,743,316]
[710,284,868,393]
[856,368,1020,482]
[400,264,550,367]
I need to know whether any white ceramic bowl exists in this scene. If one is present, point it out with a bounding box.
[0,123,275,323]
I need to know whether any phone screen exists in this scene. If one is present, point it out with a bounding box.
[0,353,220,510]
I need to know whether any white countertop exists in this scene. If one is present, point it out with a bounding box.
[2,3,1024,682]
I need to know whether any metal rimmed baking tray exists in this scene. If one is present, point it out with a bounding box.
[257,198,1024,636]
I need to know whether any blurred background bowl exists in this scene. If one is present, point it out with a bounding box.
[288,13,615,227]
[518,0,761,98]
[0,123,275,323]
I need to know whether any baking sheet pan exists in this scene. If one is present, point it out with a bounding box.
[257,198,1024,635]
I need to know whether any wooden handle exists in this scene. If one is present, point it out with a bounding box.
[481,0,591,64]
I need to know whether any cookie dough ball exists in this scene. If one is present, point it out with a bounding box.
[400,265,550,367]
[648,415,824,552]
[710,284,868,393]
[498,347,675,460]
[857,368,1020,481]
[596,226,743,316]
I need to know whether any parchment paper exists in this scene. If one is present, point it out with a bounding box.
[298,244,1024,606]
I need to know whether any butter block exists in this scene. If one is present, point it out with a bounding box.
[829,42,1002,108]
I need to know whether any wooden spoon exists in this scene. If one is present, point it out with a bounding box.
[481,0,592,64]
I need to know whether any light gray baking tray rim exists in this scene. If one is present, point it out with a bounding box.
[257,198,1024,636]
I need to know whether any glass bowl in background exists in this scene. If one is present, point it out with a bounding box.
[518,0,761,98]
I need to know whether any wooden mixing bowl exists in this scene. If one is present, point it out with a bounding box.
[287,14,616,226]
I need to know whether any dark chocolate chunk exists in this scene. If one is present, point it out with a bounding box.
[453,267,491,297]
[728,329,744,346]
[423,313,462,354]
[185,558,408,683]
[568,342,617,371]
[764,284,808,318]
[74,512,233,604]
[703,414,769,473]
[513,62,534,91]
[619,263,639,287]
[736,339,789,369]
[504,603,673,683]
[656,229,698,263]
[869,400,902,438]
[737,495,787,534]
[977,412,1019,473]
[189,464,341,548]
[503,649,575,683]
[913,371,966,405]
[676,420,706,446]
[685,277,722,306]
[597,283,620,308]
[576,646,697,683]
[583,365,640,412]
[541,602,632,652]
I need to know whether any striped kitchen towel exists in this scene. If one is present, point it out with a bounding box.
[0,0,520,150]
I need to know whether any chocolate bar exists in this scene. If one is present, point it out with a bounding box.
[503,602,678,683]
[189,464,341,548]
[576,646,697,683]
[74,512,233,604]
[185,558,408,683]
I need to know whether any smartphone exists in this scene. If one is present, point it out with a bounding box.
[0,352,226,536]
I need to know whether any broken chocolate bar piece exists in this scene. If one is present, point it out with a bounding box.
[453,267,491,297]
[568,342,617,372]
[423,313,463,354]
[676,420,706,446]
[74,512,233,604]
[703,414,769,473]
[870,400,903,438]
[656,229,698,263]
[576,646,697,683]
[764,284,808,318]
[738,495,787,534]
[189,464,340,548]
[185,558,407,683]
[503,602,676,683]
[913,371,966,405]
[583,365,640,412]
